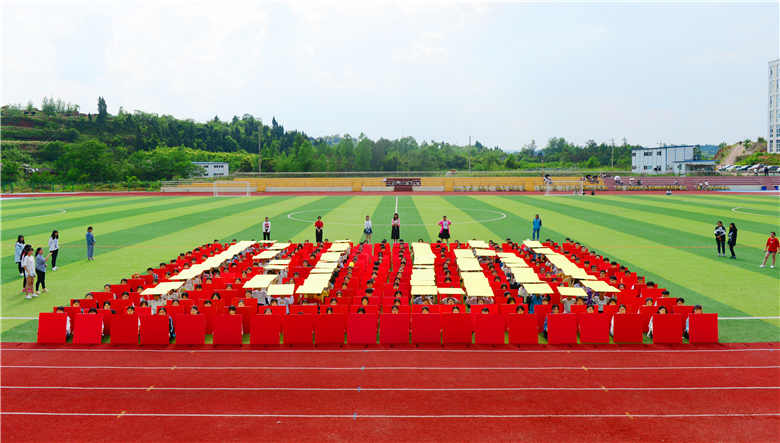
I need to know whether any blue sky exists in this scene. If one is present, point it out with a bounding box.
[2,1,778,149]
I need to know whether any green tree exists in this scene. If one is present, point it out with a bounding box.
[97,96,108,126]
[584,155,600,168]
[354,138,372,170]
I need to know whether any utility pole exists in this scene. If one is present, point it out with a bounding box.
[611,138,615,169]
[468,136,472,173]
[257,122,263,175]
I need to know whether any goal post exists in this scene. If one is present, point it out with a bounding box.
[213,181,252,197]
[539,180,585,195]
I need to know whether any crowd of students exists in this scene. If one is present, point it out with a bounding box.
[43,233,720,344]
[15,233,56,299]
[15,227,100,300]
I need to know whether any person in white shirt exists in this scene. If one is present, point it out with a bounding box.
[261,217,271,241]
[363,215,373,243]
[21,246,36,299]
[48,230,60,271]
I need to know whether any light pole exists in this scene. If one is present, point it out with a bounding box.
[257,125,263,175]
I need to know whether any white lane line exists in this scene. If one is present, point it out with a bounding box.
[2,411,778,419]
[2,348,778,354]
[2,385,778,392]
[3,365,778,371]
[4,315,775,322]
[395,195,399,213]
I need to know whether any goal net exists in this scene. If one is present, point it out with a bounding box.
[213,181,251,197]
[540,180,585,195]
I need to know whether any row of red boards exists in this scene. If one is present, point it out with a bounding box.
[38,312,718,346]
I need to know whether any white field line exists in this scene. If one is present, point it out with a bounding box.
[1,347,778,354]
[2,385,778,392]
[395,195,398,213]
[3,365,779,371]
[2,411,778,419]
[731,206,777,216]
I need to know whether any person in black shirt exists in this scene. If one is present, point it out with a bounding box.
[727,223,738,259]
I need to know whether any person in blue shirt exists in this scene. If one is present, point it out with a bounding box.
[86,226,96,261]
[532,214,542,241]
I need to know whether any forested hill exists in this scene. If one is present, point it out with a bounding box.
[1,98,636,184]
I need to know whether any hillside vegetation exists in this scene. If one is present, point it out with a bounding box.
[715,139,780,166]
[2,97,638,185]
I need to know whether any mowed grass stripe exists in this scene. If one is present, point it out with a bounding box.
[632,195,780,223]
[225,196,340,242]
[411,196,443,240]
[1,196,112,213]
[0,197,275,286]
[677,194,780,210]
[586,196,776,245]
[1,197,220,284]
[0,196,315,320]
[500,195,780,317]
[1,196,158,222]
[411,196,497,241]
[369,196,398,243]
[1,196,197,238]
[281,195,355,242]
[530,195,774,277]
[436,195,513,242]
[395,196,429,242]
[644,194,780,215]
[287,196,383,242]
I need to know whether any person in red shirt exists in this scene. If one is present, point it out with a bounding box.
[314,216,324,243]
[760,231,778,269]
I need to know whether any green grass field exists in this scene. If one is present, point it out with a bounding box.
[1,194,778,343]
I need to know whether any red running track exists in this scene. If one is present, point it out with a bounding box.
[2,343,779,442]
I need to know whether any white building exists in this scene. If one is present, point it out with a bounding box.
[631,145,713,175]
[769,59,779,153]
[192,162,229,177]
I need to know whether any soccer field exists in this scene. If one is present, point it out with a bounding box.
[1,193,778,342]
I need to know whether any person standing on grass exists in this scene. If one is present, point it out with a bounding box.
[363,215,373,243]
[532,214,542,241]
[314,216,324,243]
[438,216,451,242]
[14,235,26,290]
[21,245,36,299]
[48,230,59,271]
[86,226,96,261]
[35,247,49,294]
[15,234,27,275]
[261,217,271,241]
[390,213,400,243]
[727,223,738,259]
[713,221,726,257]
[760,231,778,269]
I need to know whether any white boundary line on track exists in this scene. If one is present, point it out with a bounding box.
[2,411,778,419]
[2,385,778,392]
[5,315,777,321]
[3,365,779,370]
[2,347,778,353]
